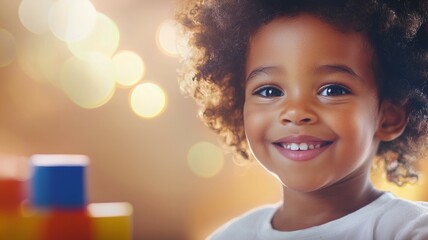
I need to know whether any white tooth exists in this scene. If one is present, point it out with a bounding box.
[290,143,299,151]
[315,144,321,149]
[299,143,308,151]
[281,143,290,149]
[309,144,314,150]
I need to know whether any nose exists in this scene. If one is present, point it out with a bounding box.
[279,98,318,125]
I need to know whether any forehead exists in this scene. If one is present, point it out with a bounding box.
[246,14,375,81]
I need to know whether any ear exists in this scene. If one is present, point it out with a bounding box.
[375,100,408,142]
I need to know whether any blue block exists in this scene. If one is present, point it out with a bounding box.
[29,155,89,209]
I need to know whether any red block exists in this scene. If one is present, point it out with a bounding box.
[39,209,94,240]
[0,179,25,211]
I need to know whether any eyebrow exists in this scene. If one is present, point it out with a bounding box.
[246,66,280,82]
[315,64,362,80]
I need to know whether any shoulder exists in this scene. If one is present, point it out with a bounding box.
[383,193,428,216]
[394,196,428,236]
[375,192,428,239]
[207,204,279,240]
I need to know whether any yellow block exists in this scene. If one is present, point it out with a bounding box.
[0,209,40,240]
[88,202,133,240]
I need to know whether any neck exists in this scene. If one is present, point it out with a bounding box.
[272,169,382,231]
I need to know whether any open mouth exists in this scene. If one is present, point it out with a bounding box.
[273,138,334,162]
[272,137,334,162]
[274,141,333,151]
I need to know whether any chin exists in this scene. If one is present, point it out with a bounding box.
[280,178,331,193]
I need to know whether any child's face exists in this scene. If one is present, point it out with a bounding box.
[243,14,383,192]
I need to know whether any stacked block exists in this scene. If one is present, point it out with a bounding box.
[0,178,35,239]
[0,154,133,240]
[88,202,133,240]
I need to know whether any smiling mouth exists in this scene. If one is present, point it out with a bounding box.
[272,134,335,161]
[275,141,333,151]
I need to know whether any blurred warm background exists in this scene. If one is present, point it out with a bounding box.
[0,0,427,239]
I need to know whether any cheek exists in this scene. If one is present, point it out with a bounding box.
[327,101,379,150]
[243,106,259,139]
[243,105,272,146]
[243,104,278,172]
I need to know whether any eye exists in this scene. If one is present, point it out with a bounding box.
[253,86,284,98]
[318,84,351,96]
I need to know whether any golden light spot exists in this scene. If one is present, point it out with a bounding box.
[113,50,145,87]
[129,82,167,118]
[375,179,423,201]
[60,53,116,108]
[67,12,120,58]
[0,29,16,67]
[19,0,53,34]
[156,19,189,57]
[372,172,424,201]
[48,0,97,42]
[187,142,224,178]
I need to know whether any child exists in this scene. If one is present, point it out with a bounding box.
[177,0,428,239]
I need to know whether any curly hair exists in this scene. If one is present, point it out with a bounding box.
[177,0,428,186]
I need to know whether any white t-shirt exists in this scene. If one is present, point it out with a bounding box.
[208,192,428,240]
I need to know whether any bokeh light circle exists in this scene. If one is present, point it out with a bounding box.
[67,12,120,58]
[0,29,16,67]
[19,0,53,34]
[156,19,190,58]
[60,53,116,108]
[113,50,145,87]
[48,0,97,42]
[156,20,180,57]
[187,142,224,178]
[130,82,166,118]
